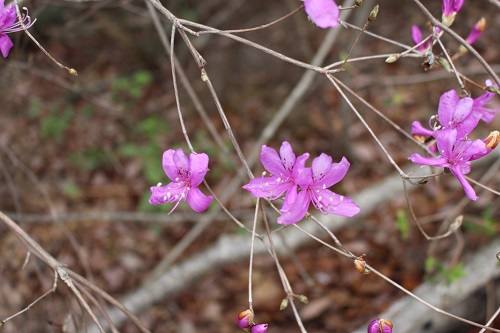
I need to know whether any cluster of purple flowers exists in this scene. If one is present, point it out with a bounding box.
[242,141,361,225]
[0,0,34,58]
[409,85,499,200]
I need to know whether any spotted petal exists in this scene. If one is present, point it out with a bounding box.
[242,176,292,199]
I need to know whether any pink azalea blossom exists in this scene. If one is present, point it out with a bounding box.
[0,0,34,58]
[411,89,480,152]
[278,154,361,225]
[242,141,309,208]
[472,79,500,123]
[408,128,493,200]
[149,149,213,213]
[368,318,393,333]
[304,0,339,29]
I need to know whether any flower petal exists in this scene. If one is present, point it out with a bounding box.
[311,188,361,217]
[463,138,489,161]
[292,152,310,178]
[435,128,457,159]
[0,34,13,58]
[189,152,209,187]
[281,184,298,212]
[162,149,178,180]
[149,183,184,205]
[242,176,292,199]
[277,190,310,225]
[279,141,296,173]
[304,0,339,29]
[320,156,350,188]
[408,153,448,168]
[260,145,286,177]
[437,90,460,128]
[449,165,478,200]
[311,153,333,183]
[173,148,190,177]
[411,121,434,137]
[0,5,17,29]
[186,187,213,212]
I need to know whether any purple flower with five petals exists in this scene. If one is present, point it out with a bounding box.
[242,141,309,209]
[149,149,213,213]
[304,0,339,29]
[472,79,500,124]
[0,0,34,58]
[408,128,493,200]
[278,154,361,225]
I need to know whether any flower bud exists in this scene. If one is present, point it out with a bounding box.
[237,309,254,329]
[354,258,371,274]
[251,323,269,333]
[385,55,398,63]
[280,298,289,310]
[298,294,309,304]
[368,5,379,22]
[484,131,500,150]
[368,318,393,333]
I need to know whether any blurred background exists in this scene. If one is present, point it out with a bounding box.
[0,0,499,332]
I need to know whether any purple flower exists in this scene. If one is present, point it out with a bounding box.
[411,25,431,52]
[304,0,339,29]
[408,128,493,200]
[149,149,213,213]
[368,318,393,333]
[472,79,500,123]
[465,17,485,45]
[278,154,361,225]
[242,141,309,208]
[442,0,464,26]
[0,0,34,58]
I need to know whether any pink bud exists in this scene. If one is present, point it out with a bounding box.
[236,309,253,329]
[251,323,269,333]
[368,318,393,333]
